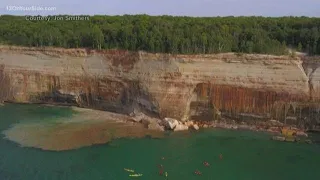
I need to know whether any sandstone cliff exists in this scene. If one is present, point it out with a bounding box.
[0,46,319,129]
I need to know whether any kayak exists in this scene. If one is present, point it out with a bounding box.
[124,168,135,173]
[129,174,143,177]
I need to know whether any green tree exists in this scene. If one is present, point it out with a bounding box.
[91,25,104,49]
[0,15,320,55]
[297,42,303,52]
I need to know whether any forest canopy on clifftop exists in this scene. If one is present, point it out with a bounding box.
[0,15,320,55]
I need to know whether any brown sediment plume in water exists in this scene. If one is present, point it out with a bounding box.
[2,107,164,151]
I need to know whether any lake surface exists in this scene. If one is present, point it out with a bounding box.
[0,104,320,180]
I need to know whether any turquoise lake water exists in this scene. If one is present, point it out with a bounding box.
[0,103,320,180]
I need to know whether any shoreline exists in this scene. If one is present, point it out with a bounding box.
[1,102,165,151]
[1,101,310,135]
[124,108,312,142]
[1,102,313,147]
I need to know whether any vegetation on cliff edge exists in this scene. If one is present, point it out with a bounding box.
[0,15,320,55]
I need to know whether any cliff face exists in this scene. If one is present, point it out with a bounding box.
[0,46,319,128]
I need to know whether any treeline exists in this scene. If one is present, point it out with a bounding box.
[0,15,320,55]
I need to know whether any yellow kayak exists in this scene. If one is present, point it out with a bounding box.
[124,168,135,173]
[129,174,143,177]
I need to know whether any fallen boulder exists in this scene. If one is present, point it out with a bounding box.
[296,131,308,137]
[192,124,199,130]
[141,117,159,126]
[174,124,189,131]
[268,120,284,126]
[148,123,165,131]
[184,121,194,127]
[163,117,179,130]
[231,125,238,129]
[129,112,145,122]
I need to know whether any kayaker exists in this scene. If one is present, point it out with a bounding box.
[158,164,164,176]
[194,170,202,175]
[203,161,210,166]
[159,168,163,176]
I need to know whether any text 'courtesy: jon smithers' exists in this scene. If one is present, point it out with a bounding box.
[25,15,90,21]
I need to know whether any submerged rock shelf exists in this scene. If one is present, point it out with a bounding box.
[2,107,164,151]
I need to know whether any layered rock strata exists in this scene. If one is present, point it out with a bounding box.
[0,46,319,129]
